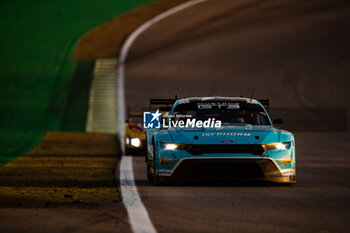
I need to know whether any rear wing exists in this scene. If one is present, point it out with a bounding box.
[128,112,143,118]
[125,96,178,123]
[149,96,178,111]
[257,98,269,112]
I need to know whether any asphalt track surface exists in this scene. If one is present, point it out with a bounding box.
[124,0,350,232]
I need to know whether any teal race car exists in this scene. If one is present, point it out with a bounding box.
[145,97,296,184]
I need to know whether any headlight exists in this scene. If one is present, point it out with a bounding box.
[160,143,186,150]
[163,143,178,150]
[130,138,141,147]
[263,142,291,152]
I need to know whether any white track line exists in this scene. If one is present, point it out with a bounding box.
[120,156,156,233]
[117,1,208,233]
[116,0,207,154]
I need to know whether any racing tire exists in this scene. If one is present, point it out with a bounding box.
[152,157,161,184]
[146,162,153,182]
[150,138,165,184]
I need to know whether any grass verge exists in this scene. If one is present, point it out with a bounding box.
[0,132,120,204]
[60,62,94,131]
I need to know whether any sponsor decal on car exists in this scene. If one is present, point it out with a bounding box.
[201,132,251,136]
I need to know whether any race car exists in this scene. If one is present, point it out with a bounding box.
[145,97,296,184]
[125,120,146,154]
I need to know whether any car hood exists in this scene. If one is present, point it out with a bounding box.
[167,125,284,144]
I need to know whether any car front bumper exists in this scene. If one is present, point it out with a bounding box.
[156,157,295,183]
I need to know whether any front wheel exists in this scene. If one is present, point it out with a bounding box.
[146,162,153,181]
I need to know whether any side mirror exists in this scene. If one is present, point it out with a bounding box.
[273,118,285,125]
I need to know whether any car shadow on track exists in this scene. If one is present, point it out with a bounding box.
[134,179,294,187]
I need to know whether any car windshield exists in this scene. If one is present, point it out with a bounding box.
[172,101,270,125]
